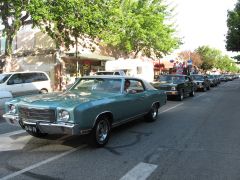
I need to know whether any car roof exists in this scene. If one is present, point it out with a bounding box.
[1,71,47,75]
[97,70,124,72]
[82,75,142,80]
[161,74,187,77]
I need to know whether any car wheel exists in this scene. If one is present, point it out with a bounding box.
[207,86,210,90]
[178,90,184,101]
[89,116,111,147]
[40,89,48,94]
[26,129,48,138]
[189,89,195,97]
[145,103,159,122]
[203,86,207,92]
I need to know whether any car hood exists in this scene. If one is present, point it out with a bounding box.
[155,82,178,87]
[16,91,116,108]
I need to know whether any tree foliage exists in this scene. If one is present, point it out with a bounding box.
[27,0,110,49]
[0,0,180,60]
[100,0,181,58]
[0,0,30,55]
[196,46,239,73]
[178,51,202,68]
[226,0,240,52]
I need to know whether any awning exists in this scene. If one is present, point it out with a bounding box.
[64,53,115,61]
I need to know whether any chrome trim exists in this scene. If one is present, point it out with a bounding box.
[165,90,179,95]
[3,113,85,135]
[112,112,148,128]
[3,113,20,126]
[151,101,160,108]
[93,111,113,128]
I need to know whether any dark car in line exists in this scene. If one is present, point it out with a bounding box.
[190,74,211,92]
[152,74,195,101]
[207,75,218,87]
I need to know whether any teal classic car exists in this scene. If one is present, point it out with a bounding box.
[3,76,167,147]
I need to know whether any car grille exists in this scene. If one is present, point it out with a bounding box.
[19,106,56,122]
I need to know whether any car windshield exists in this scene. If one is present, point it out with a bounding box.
[191,75,204,81]
[159,75,185,83]
[0,74,11,84]
[208,75,215,79]
[69,78,122,93]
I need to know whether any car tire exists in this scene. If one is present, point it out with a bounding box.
[89,116,111,147]
[26,129,48,138]
[40,89,48,94]
[145,103,159,122]
[203,86,207,92]
[189,89,195,97]
[207,86,210,90]
[178,90,184,101]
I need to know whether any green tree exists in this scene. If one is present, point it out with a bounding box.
[226,0,240,52]
[27,0,110,50]
[0,0,30,56]
[100,0,181,58]
[195,46,222,71]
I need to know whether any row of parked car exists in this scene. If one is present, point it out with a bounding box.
[0,71,238,147]
[151,73,239,101]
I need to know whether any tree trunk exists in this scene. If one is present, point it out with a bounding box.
[5,32,14,56]
[3,33,14,72]
[3,55,12,73]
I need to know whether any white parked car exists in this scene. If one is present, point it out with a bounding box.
[0,71,52,97]
[0,91,12,119]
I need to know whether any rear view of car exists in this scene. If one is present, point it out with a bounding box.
[190,74,210,92]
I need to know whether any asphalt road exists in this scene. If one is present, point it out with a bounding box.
[0,79,240,180]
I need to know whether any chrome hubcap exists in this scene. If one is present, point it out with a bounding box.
[152,106,158,118]
[96,120,109,143]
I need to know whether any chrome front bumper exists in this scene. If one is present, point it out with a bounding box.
[165,91,179,96]
[3,114,90,135]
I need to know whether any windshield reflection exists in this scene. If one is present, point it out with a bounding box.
[69,78,122,93]
[191,75,204,81]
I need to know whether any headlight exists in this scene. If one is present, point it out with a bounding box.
[171,87,176,91]
[8,104,16,114]
[58,110,70,122]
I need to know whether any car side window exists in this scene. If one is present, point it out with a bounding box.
[22,73,35,83]
[185,76,189,82]
[125,79,144,93]
[35,73,48,81]
[7,74,23,85]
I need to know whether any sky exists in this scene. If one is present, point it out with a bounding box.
[168,0,238,54]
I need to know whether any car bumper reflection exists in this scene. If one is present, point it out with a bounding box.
[3,113,90,135]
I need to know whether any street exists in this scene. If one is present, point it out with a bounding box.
[0,79,240,180]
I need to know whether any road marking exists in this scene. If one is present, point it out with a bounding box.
[0,130,31,152]
[120,162,157,180]
[1,130,26,137]
[159,103,183,114]
[194,93,206,99]
[0,145,87,180]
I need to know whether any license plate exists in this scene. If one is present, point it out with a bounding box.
[25,125,37,133]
